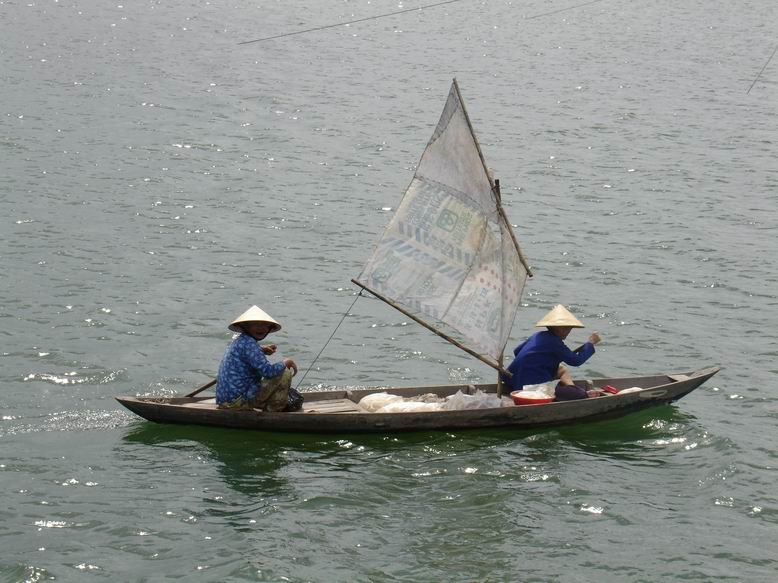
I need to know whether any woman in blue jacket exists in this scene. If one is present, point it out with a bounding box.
[503,305,602,400]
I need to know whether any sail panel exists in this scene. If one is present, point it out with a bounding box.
[355,82,529,361]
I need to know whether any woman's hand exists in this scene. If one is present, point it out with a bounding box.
[588,332,601,345]
[261,344,277,355]
[283,358,298,375]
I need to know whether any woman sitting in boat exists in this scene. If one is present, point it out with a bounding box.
[216,305,298,411]
[502,305,602,401]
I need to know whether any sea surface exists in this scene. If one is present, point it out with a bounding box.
[1,0,777,581]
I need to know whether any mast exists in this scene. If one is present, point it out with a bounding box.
[455,80,532,395]
[453,79,533,278]
[494,178,508,396]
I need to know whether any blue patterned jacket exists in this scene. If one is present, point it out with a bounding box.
[216,333,287,404]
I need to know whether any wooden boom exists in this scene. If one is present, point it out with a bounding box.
[351,278,512,378]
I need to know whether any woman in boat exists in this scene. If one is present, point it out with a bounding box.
[502,305,602,401]
[216,305,298,411]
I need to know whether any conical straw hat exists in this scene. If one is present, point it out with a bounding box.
[229,305,282,333]
[535,305,584,328]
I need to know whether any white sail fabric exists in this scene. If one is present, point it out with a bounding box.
[355,81,529,361]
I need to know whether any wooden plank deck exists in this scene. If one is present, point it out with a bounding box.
[180,399,218,410]
[178,397,366,414]
[302,398,365,414]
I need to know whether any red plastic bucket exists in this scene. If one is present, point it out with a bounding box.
[510,391,555,406]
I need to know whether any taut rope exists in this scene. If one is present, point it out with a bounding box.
[295,290,363,389]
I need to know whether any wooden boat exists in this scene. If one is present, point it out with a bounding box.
[116,80,719,432]
[116,367,719,433]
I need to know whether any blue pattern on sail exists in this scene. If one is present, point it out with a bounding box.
[355,81,529,361]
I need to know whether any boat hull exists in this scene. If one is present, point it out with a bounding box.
[115,367,719,433]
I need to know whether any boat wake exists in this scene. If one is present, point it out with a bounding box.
[0,409,137,436]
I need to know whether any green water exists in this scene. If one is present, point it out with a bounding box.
[8,407,768,581]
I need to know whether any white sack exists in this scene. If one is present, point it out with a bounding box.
[359,392,403,412]
[376,400,444,413]
[443,389,504,411]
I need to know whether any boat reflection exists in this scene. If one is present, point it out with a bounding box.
[121,423,301,498]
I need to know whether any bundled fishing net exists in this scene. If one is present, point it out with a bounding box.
[359,390,512,413]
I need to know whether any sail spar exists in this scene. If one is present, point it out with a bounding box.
[353,80,531,371]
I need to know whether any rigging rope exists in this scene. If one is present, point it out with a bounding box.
[525,0,607,20]
[238,0,467,45]
[238,0,609,45]
[295,290,363,389]
[747,42,778,94]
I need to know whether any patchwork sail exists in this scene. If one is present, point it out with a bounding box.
[353,80,531,370]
